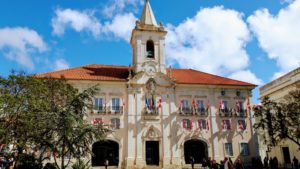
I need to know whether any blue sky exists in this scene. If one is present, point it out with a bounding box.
[0,0,300,103]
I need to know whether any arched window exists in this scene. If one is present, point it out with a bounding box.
[146,40,154,58]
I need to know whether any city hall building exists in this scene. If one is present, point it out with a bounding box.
[38,1,259,168]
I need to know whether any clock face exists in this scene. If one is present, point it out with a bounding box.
[145,65,156,75]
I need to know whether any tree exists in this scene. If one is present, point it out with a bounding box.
[253,89,300,150]
[0,73,109,169]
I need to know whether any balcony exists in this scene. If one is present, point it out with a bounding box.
[219,108,233,117]
[179,107,193,116]
[235,109,247,117]
[194,108,209,117]
[91,106,123,115]
[109,106,124,114]
[143,106,159,115]
[92,106,106,114]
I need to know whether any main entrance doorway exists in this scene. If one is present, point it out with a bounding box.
[92,140,119,166]
[184,139,208,164]
[146,141,159,165]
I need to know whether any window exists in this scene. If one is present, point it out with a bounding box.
[183,119,192,130]
[198,119,207,130]
[197,100,205,112]
[236,91,241,97]
[94,98,104,111]
[224,143,233,156]
[146,40,154,58]
[222,120,231,130]
[111,118,121,129]
[111,98,120,111]
[240,143,249,156]
[182,100,190,112]
[238,120,247,130]
[221,90,226,96]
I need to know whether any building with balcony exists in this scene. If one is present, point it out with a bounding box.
[37,1,258,168]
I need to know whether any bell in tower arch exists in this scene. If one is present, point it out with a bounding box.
[146,40,154,58]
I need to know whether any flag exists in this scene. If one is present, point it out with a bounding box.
[198,120,202,130]
[221,120,224,130]
[236,101,240,111]
[145,98,149,108]
[122,97,126,107]
[238,120,244,130]
[183,119,187,129]
[157,96,162,108]
[247,97,251,111]
[206,120,209,130]
[192,98,196,109]
[151,96,155,109]
[206,100,210,110]
[219,100,225,110]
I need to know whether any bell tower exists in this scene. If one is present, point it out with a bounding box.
[130,0,167,75]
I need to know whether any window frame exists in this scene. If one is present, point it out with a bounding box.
[182,119,192,130]
[111,118,121,130]
[240,143,250,156]
[94,97,104,111]
[222,119,231,130]
[111,98,121,111]
[224,142,234,157]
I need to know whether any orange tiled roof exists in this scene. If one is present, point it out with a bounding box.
[36,64,256,87]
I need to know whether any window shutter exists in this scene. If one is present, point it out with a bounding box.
[198,120,202,130]
[183,120,187,129]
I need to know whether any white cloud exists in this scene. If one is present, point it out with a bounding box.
[0,27,47,69]
[102,0,143,18]
[52,8,101,37]
[54,58,70,70]
[229,70,263,85]
[103,13,137,42]
[51,8,136,42]
[165,6,261,84]
[248,0,300,78]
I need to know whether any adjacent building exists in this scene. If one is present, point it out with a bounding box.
[259,67,300,167]
[38,1,259,168]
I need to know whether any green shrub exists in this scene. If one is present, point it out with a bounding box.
[16,154,42,169]
[43,163,58,169]
[72,159,91,169]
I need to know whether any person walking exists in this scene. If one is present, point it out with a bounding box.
[273,157,278,169]
[224,157,233,169]
[211,160,219,169]
[235,158,245,169]
[190,156,195,169]
[203,158,209,169]
[104,159,109,169]
[264,156,269,169]
[293,157,299,169]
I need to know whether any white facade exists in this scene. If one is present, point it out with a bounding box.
[54,1,259,168]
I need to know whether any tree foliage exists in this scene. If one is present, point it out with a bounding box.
[253,89,300,150]
[0,72,109,169]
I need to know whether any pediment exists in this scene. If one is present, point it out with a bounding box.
[128,71,175,87]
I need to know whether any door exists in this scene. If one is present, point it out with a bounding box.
[184,139,207,164]
[146,141,159,165]
[282,147,291,164]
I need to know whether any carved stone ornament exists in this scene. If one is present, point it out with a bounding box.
[146,79,156,94]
